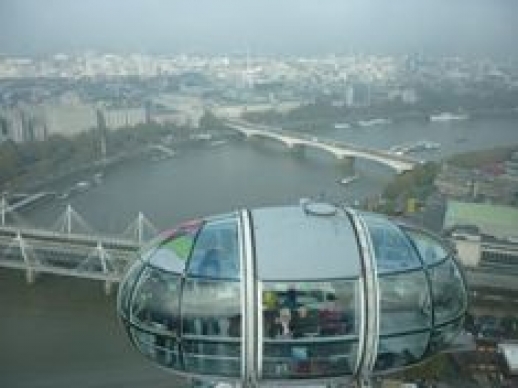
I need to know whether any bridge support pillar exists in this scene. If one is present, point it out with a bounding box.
[288,143,305,157]
[104,280,113,296]
[337,155,355,168]
[25,268,36,284]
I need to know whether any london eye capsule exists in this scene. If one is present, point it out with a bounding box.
[117,201,468,387]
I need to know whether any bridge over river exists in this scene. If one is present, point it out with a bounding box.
[0,204,157,294]
[0,199,516,299]
[224,119,421,173]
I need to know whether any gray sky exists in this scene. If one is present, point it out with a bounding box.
[1,0,517,57]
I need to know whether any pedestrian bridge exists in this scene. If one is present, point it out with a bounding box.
[224,119,420,173]
[0,204,157,294]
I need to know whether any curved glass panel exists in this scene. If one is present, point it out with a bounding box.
[181,278,241,377]
[187,217,239,280]
[130,326,180,369]
[127,266,182,369]
[429,260,467,325]
[402,228,449,266]
[145,220,202,273]
[379,271,431,335]
[262,280,359,378]
[428,318,464,354]
[362,214,422,274]
[374,331,429,372]
[129,267,181,337]
[117,259,144,319]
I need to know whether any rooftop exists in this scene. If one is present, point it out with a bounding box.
[444,200,518,240]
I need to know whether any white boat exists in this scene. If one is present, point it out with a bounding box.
[389,145,410,155]
[334,123,351,129]
[422,141,441,150]
[429,112,469,122]
[210,140,227,147]
[338,174,359,185]
[93,172,104,184]
[75,181,90,191]
[358,118,391,127]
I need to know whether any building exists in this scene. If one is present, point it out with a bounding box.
[435,164,518,205]
[211,101,301,119]
[0,106,47,142]
[444,201,518,271]
[117,202,468,387]
[102,107,146,129]
[43,103,97,136]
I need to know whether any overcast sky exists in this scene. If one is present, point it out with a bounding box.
[1,0,517,57]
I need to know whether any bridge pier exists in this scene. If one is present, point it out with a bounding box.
[25,267,37,284]
[336,155,356,168]
[287,143,305,157]
[104,280,113,296]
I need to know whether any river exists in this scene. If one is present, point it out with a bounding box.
[1,117,517,388]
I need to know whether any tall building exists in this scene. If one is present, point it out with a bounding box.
[0,106,47,143]
[44,103,97,136]
[96,109,107,159]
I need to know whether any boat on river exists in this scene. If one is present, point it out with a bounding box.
[430,112,469,122]
[338,174,359,185]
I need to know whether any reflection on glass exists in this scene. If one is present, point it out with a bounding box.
[187,217,239,280]
[262,280,359,378]
[130,267,181,336]
[362,214,421,273]
[403,228,449,265]
[379,271,431,335]
[182,278,241,376]
[118,259,144,319]
[375,332,429,372]
[183,339,241,377]
[263,341,357,379]
[141,220,201,261]
[130,327,180,369]
[429,319,464,353]
[429,260,466,325]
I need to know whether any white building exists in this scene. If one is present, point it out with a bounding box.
[103,108,146,129]
[43,103,97,136]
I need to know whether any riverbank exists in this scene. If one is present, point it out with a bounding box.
[9,130,237,198]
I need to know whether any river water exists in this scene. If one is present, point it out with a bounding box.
[22,117,518,234]
[1,117,517,388]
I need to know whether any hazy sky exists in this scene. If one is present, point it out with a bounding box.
[1,0,517,57]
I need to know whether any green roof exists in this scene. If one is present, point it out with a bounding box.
[444,200,518,239]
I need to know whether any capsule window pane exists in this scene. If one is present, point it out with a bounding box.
[141,220,202,262]
[362,215,422,273]
[374,331,429,372]
[143,221,202,273]
[182,278,241,377]
[403,228,449,265]
[130,327,181,369]
[429,260,466,325]
[379,271,431,335]
[129,267,181,337]
[262,280,359,378]
[262,340,358,379]
[187,217,240,280]
[428,318,464,354]
[118,259,144,319]
[182,339,241,377]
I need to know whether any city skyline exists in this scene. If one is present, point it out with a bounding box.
[1,0,518,58]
